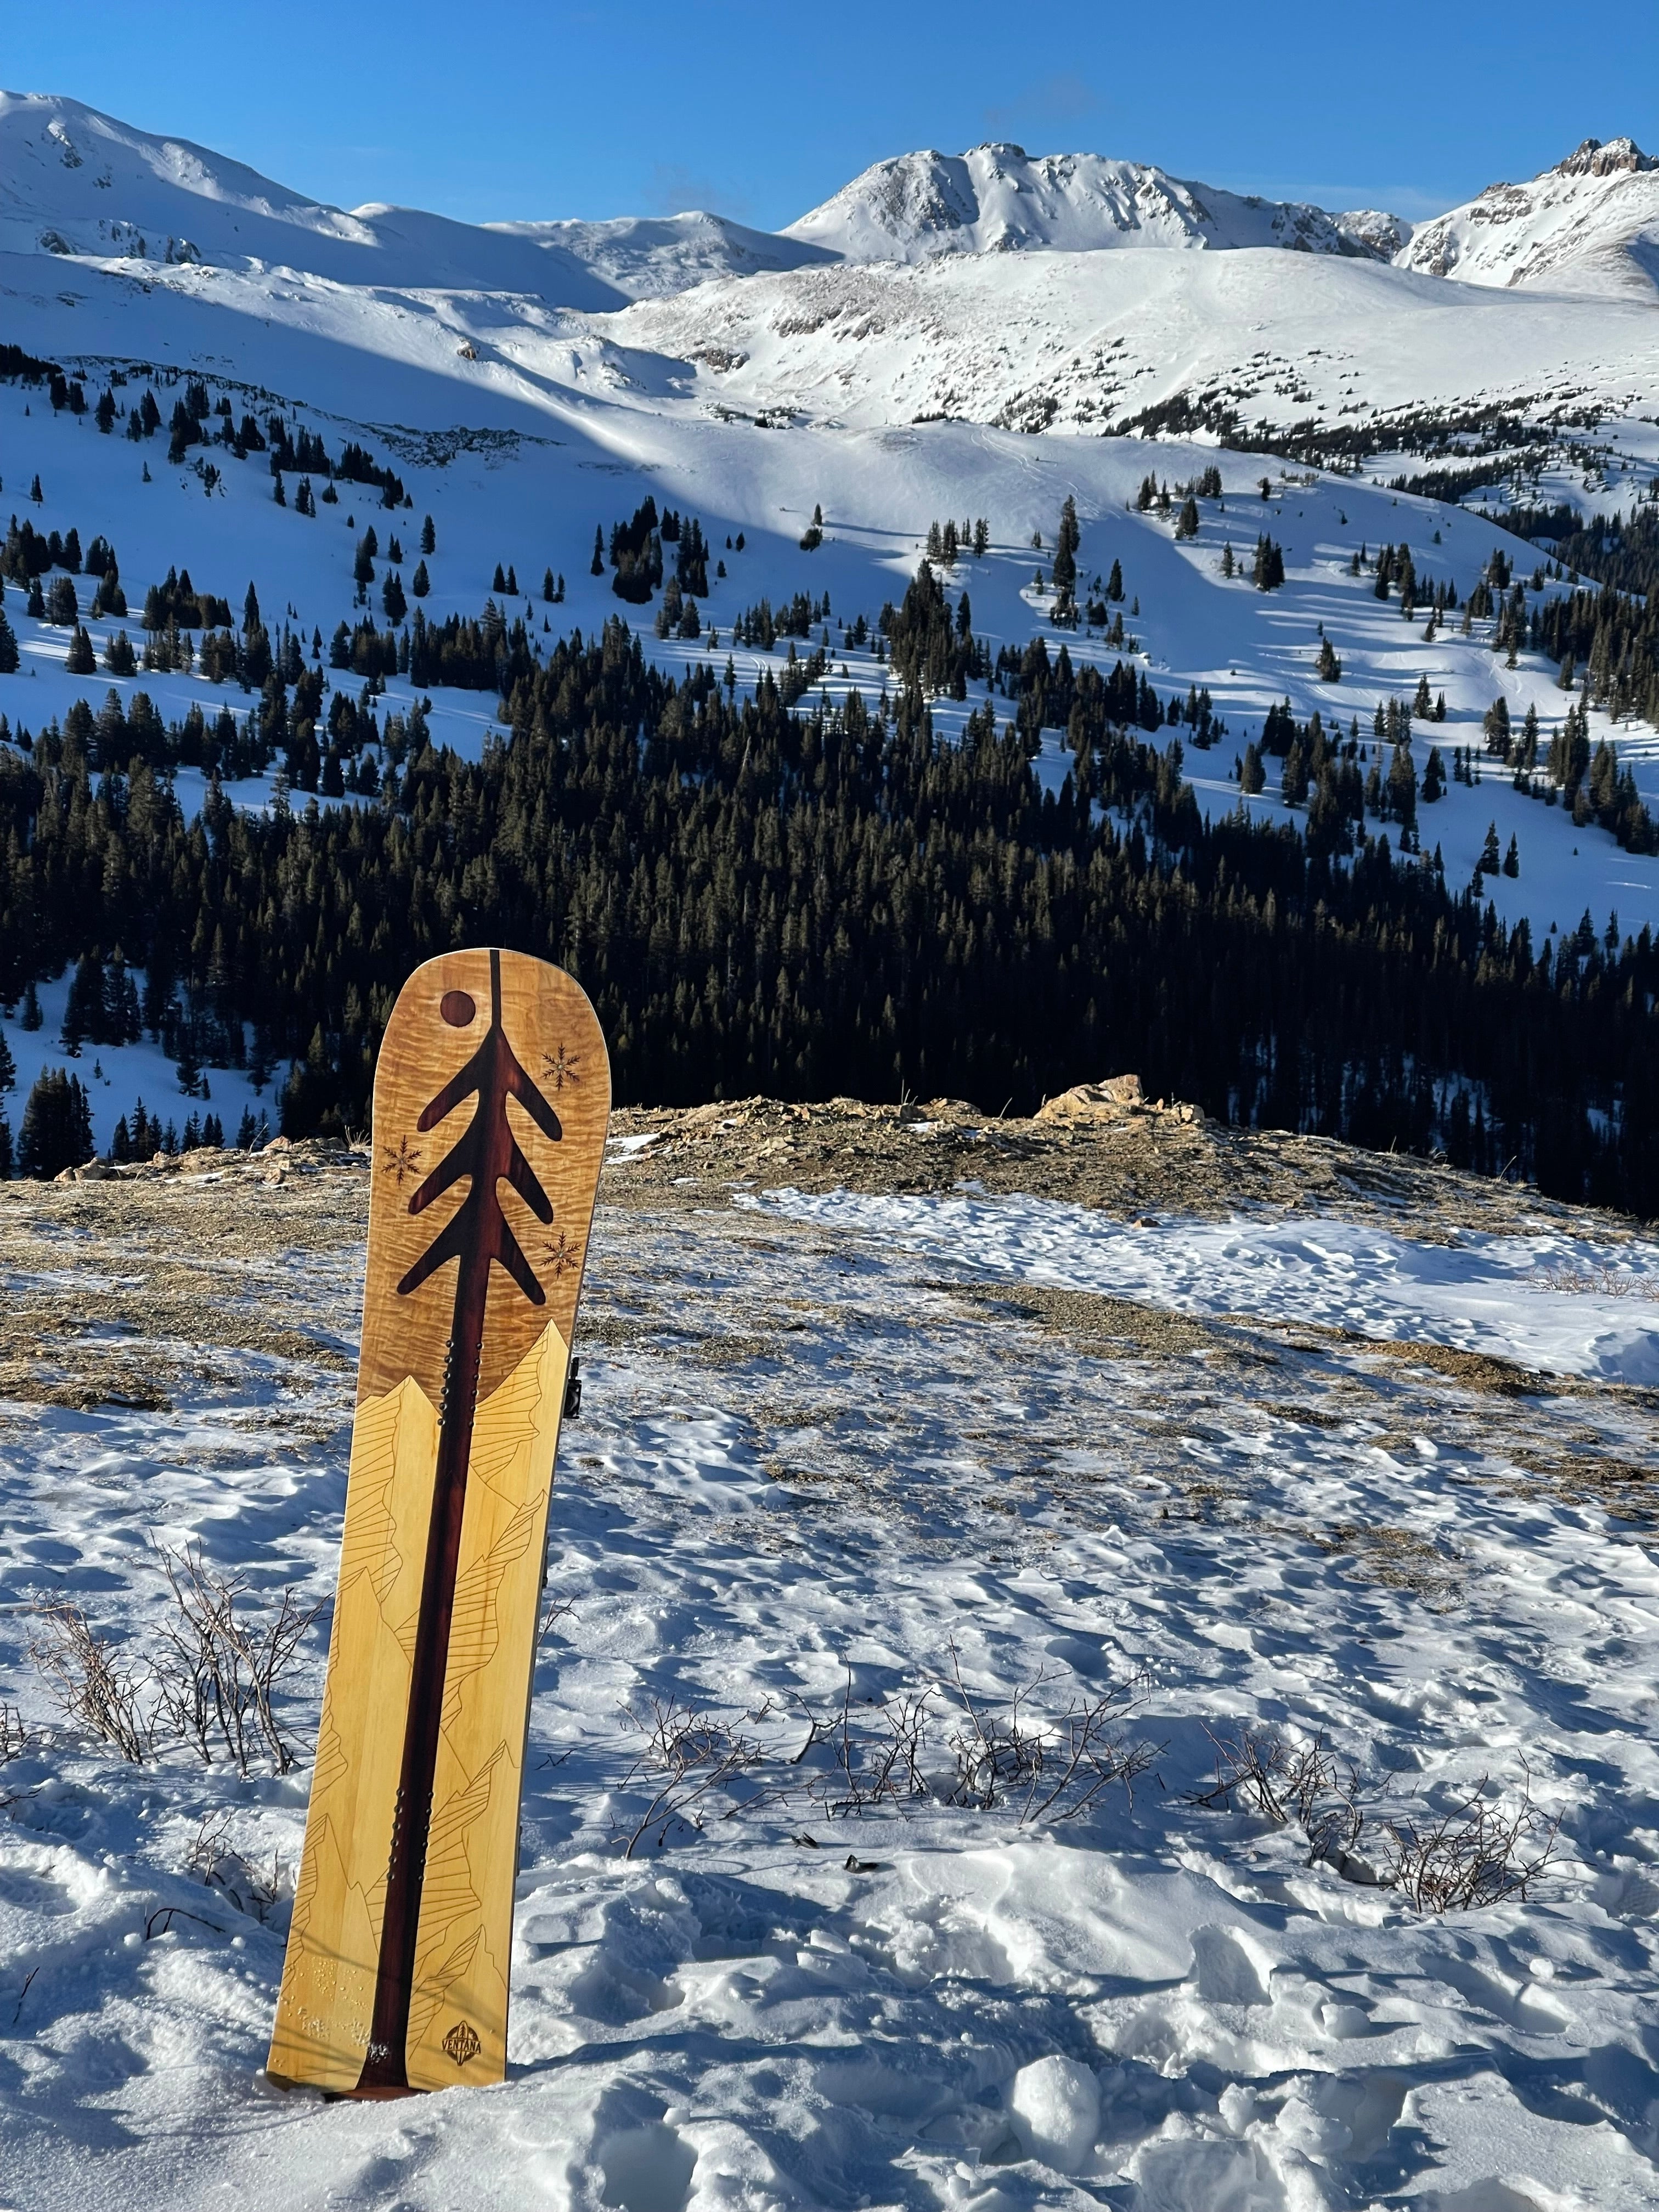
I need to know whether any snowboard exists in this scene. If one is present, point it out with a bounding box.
[268,948,610,2096]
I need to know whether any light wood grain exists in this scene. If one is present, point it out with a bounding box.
[269,950,610,2094]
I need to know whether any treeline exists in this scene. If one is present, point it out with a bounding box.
[3,617,1658,1211]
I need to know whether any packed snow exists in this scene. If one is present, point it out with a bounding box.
[3,1160,1659,2208]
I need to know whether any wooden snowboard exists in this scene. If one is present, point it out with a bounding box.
[268,949,610,2096]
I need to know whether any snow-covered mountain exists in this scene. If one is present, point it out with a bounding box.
[0,89,630,309]
[0,90,832,312]
[480,211,835,300]
[615,242,1659,438]
[783,143,1408,264]
[0,92,1412,312]
[3,85,1659,1046]
[1396,136,1659,297]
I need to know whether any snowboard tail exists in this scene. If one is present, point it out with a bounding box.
[268,949,610,2094]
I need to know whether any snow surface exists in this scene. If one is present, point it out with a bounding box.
[3,1172,1659,2208]
[0,967,269,1156]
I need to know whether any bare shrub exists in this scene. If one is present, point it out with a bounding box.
[0,1705,27,1765]
[187,1811,290,1922]
[617,1699,768,1858]
[151,1543,318,1775]
[794,1672,935,1815]
[28,1602,155,1760]
[606,1650,1159,1855]
[1195,1726,1559,1906]
[1382,1771,1560,1910]
[1194,1724,1369,1875]
[1533,1263,1659,1301]
[944,1641,1158,1824]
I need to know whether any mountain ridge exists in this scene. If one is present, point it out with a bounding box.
[8,89,1655,312]
[782,142,1408,265]
[1396,134,1659,296]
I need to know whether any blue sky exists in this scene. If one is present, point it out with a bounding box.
[7,2,1656,230]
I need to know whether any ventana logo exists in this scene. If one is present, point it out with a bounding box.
[442,2020,482,2067]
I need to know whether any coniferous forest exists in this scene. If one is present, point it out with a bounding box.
[2,605,1658,1214]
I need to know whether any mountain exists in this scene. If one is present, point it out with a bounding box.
[480,211,834,300]
[0,89,628,310]
[782,143,1407,264]
[0,93,1408,318]
[617,245,1658,441]
[1395,136,1659,296]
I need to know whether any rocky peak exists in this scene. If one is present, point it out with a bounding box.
[1553,137,1655,178]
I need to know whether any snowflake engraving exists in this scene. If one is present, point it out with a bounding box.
[380,1135,422,1186]
[542,1231,580,1279]
[541,1043,580,1093]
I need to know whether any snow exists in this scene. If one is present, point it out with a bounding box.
[4,1165,1659,2207]
[0,966,269,1155]
[741,1187,1659,1386]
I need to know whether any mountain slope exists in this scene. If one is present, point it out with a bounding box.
[617,242,1659,437]
[1396,136,1659,297]
[783,142,1407,264]
[0,90,627,312]
[481,210,836,300]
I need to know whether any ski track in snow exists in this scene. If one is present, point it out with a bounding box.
[2,1181,1658,2208]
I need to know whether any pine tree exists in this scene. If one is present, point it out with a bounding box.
[1421,747,1446,803]
[1053,496,1080,596]
[0,607,18,675]
[591,527,604,577]
[1240,742,1265,794]
[1479,821,1502,874]
[17,1068,94,1178]
[0,1030,14,1096]
[411,560,430,598]
[20,980,42,1031]
[65,623,95,674]
[1316,636,1340,681]
[1503,834,1520,877]
[421,514,436,556]
[1173,496,1199,541]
